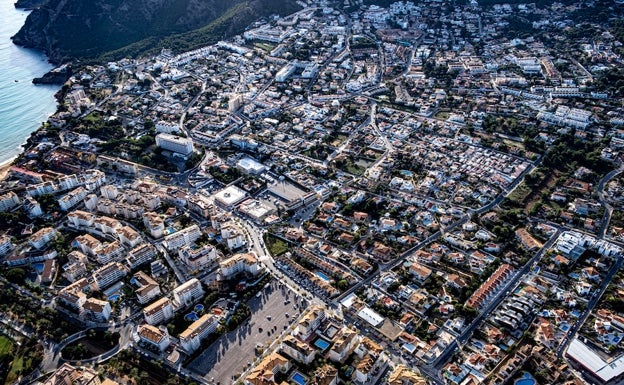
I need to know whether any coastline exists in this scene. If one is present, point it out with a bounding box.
[0,159,14,182]
[0,1,60,167]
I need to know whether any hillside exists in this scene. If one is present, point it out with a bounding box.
[12,0,300,64]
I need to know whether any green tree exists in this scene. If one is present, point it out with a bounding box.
[5,268,25,284]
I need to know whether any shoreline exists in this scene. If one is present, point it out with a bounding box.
[0,3,60,183]
[0,158,15,182]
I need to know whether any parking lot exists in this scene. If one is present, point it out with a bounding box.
[187,279,306,384]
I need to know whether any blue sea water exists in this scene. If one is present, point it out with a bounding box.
[0,0,58,165]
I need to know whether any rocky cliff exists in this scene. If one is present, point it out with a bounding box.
[12,0,300,63]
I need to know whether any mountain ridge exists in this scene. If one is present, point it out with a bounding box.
[12,0,301,64]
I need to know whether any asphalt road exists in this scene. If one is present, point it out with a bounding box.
[431,228,562,371]
[596,165,624,239]
[187,280,303,384]
[557,255,624,358]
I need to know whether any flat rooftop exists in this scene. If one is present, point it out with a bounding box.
[567,337,624,383]
[213,185,247,207]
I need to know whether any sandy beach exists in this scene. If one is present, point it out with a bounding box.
[0,161,12,182]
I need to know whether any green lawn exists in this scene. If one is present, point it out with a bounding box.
[254,43,275,52]
[507,182,532,205]
[0,336,13,356]
[265,234,289,256]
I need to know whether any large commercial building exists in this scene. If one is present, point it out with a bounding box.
[567,337,624,384]
[155,133,194,155]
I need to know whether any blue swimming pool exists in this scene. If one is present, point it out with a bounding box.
[292,372,306,385]
[194,304,205,313]
[185,312,199,321]
[316,271,330,282]
[33,263,44,274]
[314,338,330,350]
[108,294,120,302]
[514,373,535,385]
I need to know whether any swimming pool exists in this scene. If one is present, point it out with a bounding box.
[185,312,199,321]
[514,372,535,385]
[291,372,306,385]
[33,263,44,274]
[316,271,330,282]
[194,304,205,313]
[314,338,330,351]
[108,294,120,302]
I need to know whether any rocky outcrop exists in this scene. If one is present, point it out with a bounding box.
[13,0,46,10]
[32,64,72,84]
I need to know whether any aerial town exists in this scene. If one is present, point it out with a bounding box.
[0,0,623,384]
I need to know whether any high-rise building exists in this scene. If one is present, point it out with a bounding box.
[155,133,194,155]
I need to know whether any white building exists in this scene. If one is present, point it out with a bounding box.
[67,210,95,227]
[118,225,142,248]
[237,157,267,175]
[126,243,157,269]
[221,223,246,250]
[0,191,20,212]
[58,278,89,310]
[72,234,102,256]
[172,278,204,307]
[155,121,180,134]
[276,63,297,82]
[133,271,161,305]
[295,305,326,340]
[58,187,88,211]
[178,244,217,270]
[281,335,317,364]
[144,297,174,325]
[62,251,88,282]
[328,328,360,363]
[94,240,124,264]
[219,253,259,279]
[82,298,112,322]
[179,314,220,353]
[29,227,56,250]
[23,196,42,217]
[163,225,201,251]
[100,185,119,200]
[0,235,14,256]
[143,211,165,238]
[213,185,247,209]
[155,133,194,155]
[93,216,122,235]
[137,324,171,352]
[92,262,128,291]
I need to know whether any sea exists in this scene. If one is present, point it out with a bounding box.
[0,0,59,166]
